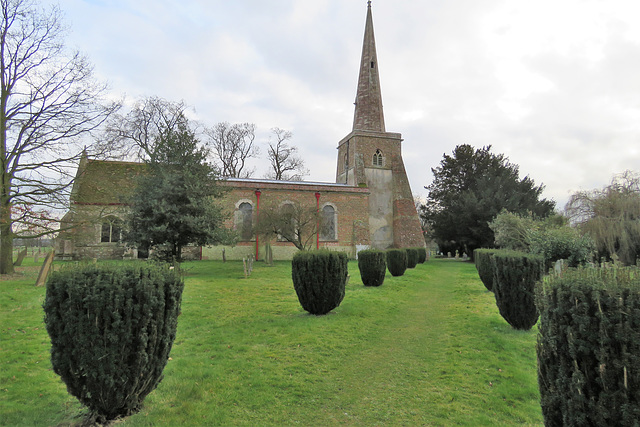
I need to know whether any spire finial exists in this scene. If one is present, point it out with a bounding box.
[367,0,372,7]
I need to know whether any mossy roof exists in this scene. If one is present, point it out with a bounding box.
[71,159,146,205]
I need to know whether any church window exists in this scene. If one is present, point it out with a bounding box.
[373,149,384,167]
[101,217,122,243]
[320,205,337,241]
[371,61,375,69]
[238,202,253,241]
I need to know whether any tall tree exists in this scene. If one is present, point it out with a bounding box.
[565,170,640,265]
[205,122,258,178]
[264,127,308,181]
[420,144,555,255]
[255,200,319,251]
[0,0,117,274]
[124,120,231,263]
[102,96,190,162]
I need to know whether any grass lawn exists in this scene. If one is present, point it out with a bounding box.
[0,258,543,426]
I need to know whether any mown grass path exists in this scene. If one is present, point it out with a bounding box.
[0,259,543,426]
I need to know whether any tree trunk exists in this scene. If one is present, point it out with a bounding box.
[0,211,14,275]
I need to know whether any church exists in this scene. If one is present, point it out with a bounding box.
[55,2,425,261]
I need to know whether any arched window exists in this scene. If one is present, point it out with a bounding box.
[320,205,337,240]
[238,202,253,241]
[373,149,384,167]
[101,217,122,243]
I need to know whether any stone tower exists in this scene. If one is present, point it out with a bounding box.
[336,1,424,249]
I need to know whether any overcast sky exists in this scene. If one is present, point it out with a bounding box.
[47,0,640,209]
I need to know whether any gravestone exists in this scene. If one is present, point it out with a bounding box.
[35,251,55,287]
[13,248,27,266]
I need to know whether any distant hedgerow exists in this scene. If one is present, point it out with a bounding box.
[358,249,387,287]
[43,264,183,424]
[537,266,640,426]
[291,250,348,315]
[386,249,408,277]
[491,250,544,330]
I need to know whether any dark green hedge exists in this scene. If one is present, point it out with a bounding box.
[43,264,183,424]
[416,247,428,263]
[474,248,498,291]
[358,249,387,287]
[406,248,419,269]
[537,267,640,426]
[386,249,408,277]
[491,250,544,330]
[292,250,348,315]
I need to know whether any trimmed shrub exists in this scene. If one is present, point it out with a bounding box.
[406,248,419,268]
[358,249,387,287]
[491,250,544,330]
[387,249,408,277]
[474,248,498,291]
[43,264,183,424]
[292,250,348,315]
[416,247,428,263]
[537,267,640,426]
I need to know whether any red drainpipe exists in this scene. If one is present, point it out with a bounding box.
[315,192,321,250]
[255,190,261,260]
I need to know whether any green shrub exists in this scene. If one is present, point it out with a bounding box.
[416,247,428,263]
[406,248,419,268]
[43,264,183,424]
[529,227,594,270]
[358,249,387,287]
[291,250,348,315]
[386,249,408,277]
[537,266,640,426]
[474,248,498,291]
[491,250,544,330]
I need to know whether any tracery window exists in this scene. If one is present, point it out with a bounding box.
[373,149,384,167]
[100,217,122,243]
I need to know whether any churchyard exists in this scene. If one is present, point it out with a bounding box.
[1,258,543,425]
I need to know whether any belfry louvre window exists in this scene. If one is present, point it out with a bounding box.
[373,149,384,167]
[101,217,122,243]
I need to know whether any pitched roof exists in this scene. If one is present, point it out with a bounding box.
[71,158,145,205]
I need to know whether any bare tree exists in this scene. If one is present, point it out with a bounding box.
[264,127,308,181]
[205,122,258,178]
[102,96,191,162]
[255,201,319,251]
[0,0,117,274]
[565,170,640,265]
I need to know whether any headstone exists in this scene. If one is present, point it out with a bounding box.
[554,259,565,275]
[462,252,468,261]
[35,251,55,287]
[13,248,27,266]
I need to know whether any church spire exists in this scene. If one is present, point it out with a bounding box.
[352,1,385,132]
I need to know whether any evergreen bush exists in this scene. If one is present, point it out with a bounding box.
[43,264,183,424]
[386,249,408,277]
[291,250,348,315]
[491,250,544,330]
[537,266,640,426]
[406,248,419,268]
[416,247,428,263]
[358,249,387,287]
[474,248,498,291]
